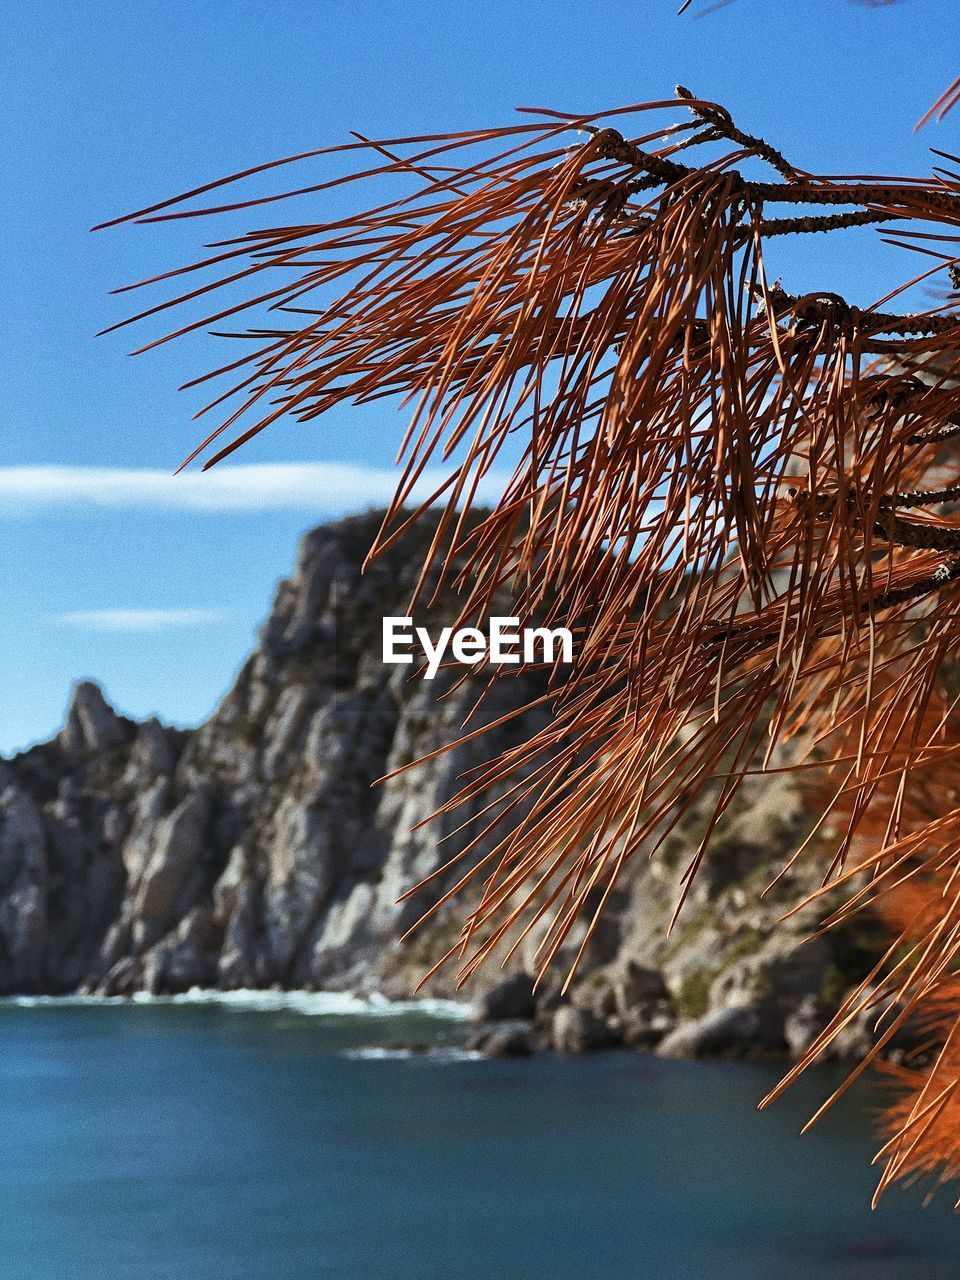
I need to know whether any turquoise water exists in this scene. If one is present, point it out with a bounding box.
[0,1000,957,1279]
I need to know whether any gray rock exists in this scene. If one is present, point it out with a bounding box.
[784,994,829,1060]
[658,1003,785,1059]
[550,1005,619,1053]
[571,977,618,1022]
[621,999,677,1050]
[829,999,877,1062]
[466,1025,534,1057]
[615,961,669,1012]
[126,718,177,781]
[59,681,127,756]
[133,787,211,929]
[473,973,536,1022]
[0,786,48,988]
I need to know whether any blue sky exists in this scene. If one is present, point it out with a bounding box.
[2,0,957,753]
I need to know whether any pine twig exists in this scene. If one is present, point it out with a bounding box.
[675,84,799,180]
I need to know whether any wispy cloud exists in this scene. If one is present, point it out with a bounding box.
[54,607,228,633]
[0,463,509,516]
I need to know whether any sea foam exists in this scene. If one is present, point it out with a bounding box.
[1,987,471,1019]
[343,1046,484,1062]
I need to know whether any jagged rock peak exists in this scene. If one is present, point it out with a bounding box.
[59,681,130,757]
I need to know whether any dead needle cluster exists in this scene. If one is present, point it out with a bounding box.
[100,89,960,1202]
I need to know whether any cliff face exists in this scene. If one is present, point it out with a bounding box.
[0,511,885,1060]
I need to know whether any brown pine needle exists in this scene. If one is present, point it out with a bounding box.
[98,92,960,1203]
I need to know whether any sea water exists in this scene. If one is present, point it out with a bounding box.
[0,995,956,1279]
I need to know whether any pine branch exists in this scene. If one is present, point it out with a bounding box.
[593,123,960,220]
[95,93,960,1201]
[909,419,960,446]
[706,557,960,653]
[616,209,896,241]
[758,284,960,338]
[675,84,799,180]
[752,209,896,237]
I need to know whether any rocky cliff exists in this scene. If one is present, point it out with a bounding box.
[0,510,888,1061]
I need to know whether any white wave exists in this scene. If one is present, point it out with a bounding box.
[343,1046,484,1062]
[1,987,471,1020]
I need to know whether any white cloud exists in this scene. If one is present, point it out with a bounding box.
[0,463,509,516]
[54,607,228,633]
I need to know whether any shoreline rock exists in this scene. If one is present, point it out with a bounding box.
[0,510,891,1064]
